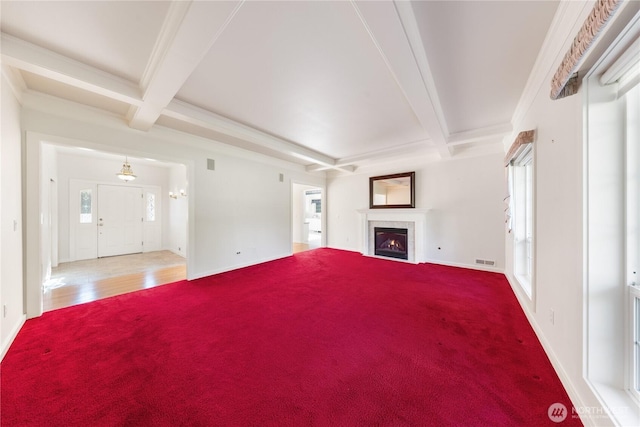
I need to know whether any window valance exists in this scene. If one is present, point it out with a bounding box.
[551,0,623,100]
[504,130,536,167]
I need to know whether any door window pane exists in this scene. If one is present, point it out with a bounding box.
[80,189,92,223]
[147,193,156,222]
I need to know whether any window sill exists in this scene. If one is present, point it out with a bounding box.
[588,381,640,426]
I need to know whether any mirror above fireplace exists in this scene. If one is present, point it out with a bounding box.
[369,171,415,209]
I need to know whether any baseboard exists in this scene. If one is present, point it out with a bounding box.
[504,274,598,427]
[422,258,504,274]
[189,252,292,281]
[1,314,26,362]
[168,248,186,258]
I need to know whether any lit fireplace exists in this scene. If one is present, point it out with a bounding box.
[374,227,408,260]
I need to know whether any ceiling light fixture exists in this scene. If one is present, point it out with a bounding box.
[116,156,137,182]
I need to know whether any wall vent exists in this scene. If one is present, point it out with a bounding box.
[475,259,485,265]
[475,259,495,266]
[207,158,215,171]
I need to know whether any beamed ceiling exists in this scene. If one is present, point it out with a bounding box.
[0,0,559,173]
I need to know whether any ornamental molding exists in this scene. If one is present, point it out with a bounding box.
[504,130,536,166]
[550,0,623,100]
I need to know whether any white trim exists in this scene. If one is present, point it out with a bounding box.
[190,252,292,281]
[423,258,504,274]
[505,273,589,425]
[600,35,640,85]
[0,314,26,362]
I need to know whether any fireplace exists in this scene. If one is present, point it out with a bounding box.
[374,227,408,260]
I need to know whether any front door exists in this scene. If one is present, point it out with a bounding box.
[97,185,143,258]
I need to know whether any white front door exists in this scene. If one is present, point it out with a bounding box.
[97,185,143,258]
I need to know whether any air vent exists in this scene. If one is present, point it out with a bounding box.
[475,259,486,265]
[475,259,495,266]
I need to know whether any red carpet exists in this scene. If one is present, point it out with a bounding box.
[1,249,580,426]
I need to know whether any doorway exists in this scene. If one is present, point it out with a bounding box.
[292,183,323,253]
[39,144,189,312]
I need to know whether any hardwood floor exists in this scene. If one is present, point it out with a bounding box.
[44,251,186,312]
[293,231,321,254]
[293,242,311,253]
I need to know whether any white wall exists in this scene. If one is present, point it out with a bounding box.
[20,99,325,318]
[503,3,640,426]
[327,152,506,272]
[55,151,171,262]
[168,164,188,257]
[1,72,25,359]
[505,75,588,407]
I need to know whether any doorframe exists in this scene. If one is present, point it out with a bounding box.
[24,132,195,319]
[68,180,162,261]
[290,181,326,253]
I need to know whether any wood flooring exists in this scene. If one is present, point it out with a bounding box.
[44,251,186,312]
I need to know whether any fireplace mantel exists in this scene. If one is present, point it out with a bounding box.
[357,208,430,263]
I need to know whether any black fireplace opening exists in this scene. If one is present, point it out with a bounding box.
[374,227,408,260]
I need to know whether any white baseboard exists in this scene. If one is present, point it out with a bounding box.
[189,252,292,281]
[1,314,26,362]
[167,247,186,258]
[422,258,504,274]
[504,274,601,427]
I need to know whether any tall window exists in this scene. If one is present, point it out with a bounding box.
[626,81,640,402]
[512,145,534,297]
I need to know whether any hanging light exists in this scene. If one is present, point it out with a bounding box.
[116,156,137,181]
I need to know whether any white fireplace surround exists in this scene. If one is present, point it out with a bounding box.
[357,208,430,263]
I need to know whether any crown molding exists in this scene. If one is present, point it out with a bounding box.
[510,1,594,136]
[1,65,26,105]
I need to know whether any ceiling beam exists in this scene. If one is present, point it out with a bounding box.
[164,100,347,169]
[305,139,432,172]
[446,123,513,146]
[1,33,142,106]
[127,0,245,131]
[305,164,357,173]
[351,0,451,158]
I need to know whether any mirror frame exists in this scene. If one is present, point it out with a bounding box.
[369,171,415,209]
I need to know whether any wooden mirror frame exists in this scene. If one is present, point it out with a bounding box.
[369,171,415,209]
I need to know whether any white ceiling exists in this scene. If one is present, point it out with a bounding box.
[1,0,559,173]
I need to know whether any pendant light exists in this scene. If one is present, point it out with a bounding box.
[116,156,137,181]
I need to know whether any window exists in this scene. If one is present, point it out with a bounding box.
[585,26,640,424]
[79,189,92,223]
[146,192,156,222]
[626,81,640,402]
[512,145,534,297]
